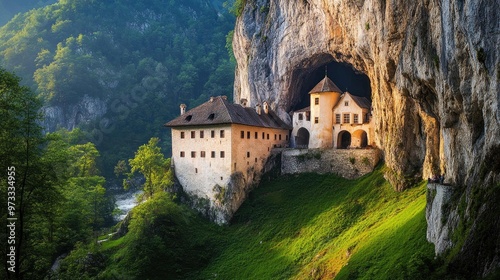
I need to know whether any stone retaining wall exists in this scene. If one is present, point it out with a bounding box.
[281,148,382,179]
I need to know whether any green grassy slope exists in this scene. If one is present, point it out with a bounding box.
[194,167,435,279]
[93,167,435,279]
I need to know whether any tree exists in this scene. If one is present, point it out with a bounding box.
[127,137,173,199]
[0,68,48,279]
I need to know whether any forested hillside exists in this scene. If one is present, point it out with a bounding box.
[0,0,57,25]
[0,0,235,179]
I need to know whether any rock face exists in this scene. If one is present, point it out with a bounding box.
[233,0,499,276]
[426,183,458,255]
[41,95,107,133]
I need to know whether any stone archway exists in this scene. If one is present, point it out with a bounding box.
[296,127,310,148]
[338,131,351,149]
[352,129,368,148]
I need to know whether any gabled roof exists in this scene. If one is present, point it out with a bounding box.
[333,92,372,110]
[309,76,343,94]
[294,106,310,113]
[164,96,291,130]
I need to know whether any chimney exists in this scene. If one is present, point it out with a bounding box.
[240,98,248,108]
[256,104,262,115]
[221,95,227,100]
[180,104,186,115]
[263,101,269,114]
[209,96,215,102]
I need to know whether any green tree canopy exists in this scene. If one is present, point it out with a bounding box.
[127,137,174,199]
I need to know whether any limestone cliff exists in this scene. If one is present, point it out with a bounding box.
[232,0,499,276]
[41,95,107,133]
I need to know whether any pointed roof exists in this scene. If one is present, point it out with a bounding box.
[309,76,343,94]
[164,96,291,130]
[333,92,372,110]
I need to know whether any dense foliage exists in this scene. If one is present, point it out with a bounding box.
[1,69,113,279]
[0,0,235,179]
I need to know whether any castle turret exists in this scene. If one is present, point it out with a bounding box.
[308,76,343,148]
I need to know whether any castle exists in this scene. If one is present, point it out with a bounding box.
[165,76,373,224]
[291,75,374,149]
[165,96,290,224]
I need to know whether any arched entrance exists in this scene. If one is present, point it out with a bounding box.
[296,127,310,148]
[338,131,351,149]
[352,130,368,148]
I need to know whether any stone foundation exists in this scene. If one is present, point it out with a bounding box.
[281,148,382,179]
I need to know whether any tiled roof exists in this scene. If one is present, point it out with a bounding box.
[309,76,343,94]
[294,106,310,113]
[164,96,292,130]
[334,92,371,109]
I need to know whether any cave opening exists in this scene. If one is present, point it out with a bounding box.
[290,56,371,111]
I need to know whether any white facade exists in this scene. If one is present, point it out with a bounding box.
[291,77,374,149]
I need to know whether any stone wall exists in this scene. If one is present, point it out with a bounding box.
[281,148,382,179]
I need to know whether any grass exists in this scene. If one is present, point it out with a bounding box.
[192,167,434,279]
[92,166,435,279]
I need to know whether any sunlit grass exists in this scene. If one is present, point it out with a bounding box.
[195,167,434,279]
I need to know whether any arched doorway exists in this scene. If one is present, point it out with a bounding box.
[352,130,368,148]
[338,131,351,149]
[296,127,310,148]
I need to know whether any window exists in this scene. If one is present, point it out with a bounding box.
[195,168,198,173]
[267,134,270,140]
[286,135,289,141]
[180,131,185,139]
[211,151,216,158]
[255,132,258,139]
[255,158,257,163]
[365,113,370,122]
[211,130,215,138]
[201,151,206,158]
[314,117,319,124]
[274,134,277,140]
[279,134,282,140]
[220,130,225,138]
[220,151,225,158]
[315,97,319,105]
[180,151,185,157]
[306,112,310,121]
[345,101,349,106]
[185,115,192,121]
[208,113,215,120]
[247,131,250,139]
[262,132,265,139]
[191,151,196,158]
[200,131,204,138]
[241,131,245,138]
[298,113,303,120]
[335,114,341,124]
[247,152,250,157]
[354,114,359,124]
[343,114,350,123]
[191,131,195,138]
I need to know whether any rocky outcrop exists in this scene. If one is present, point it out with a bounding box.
[233,0,499,276]
[41,94,107,133]
[233,0,499,190]
[426,183,459,255]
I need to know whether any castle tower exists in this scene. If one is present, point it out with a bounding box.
[308,75,343,148]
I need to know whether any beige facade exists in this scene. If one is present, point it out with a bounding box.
[171,123,288,195]
[291,76,374,149]
[166,96,290,224]
[332,93,374,148]
[309,90,341,148]
[171,124,233,200]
